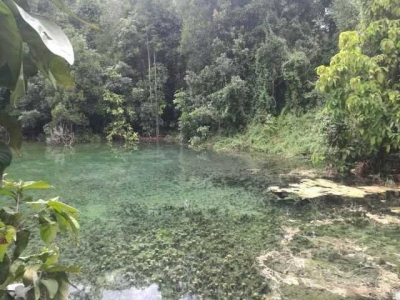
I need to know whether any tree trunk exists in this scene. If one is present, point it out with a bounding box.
[154,51,159,138]
[146,28,153,137]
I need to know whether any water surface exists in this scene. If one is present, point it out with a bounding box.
[6,142,400,299]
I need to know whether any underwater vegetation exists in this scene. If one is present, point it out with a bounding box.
[7,143,400,299]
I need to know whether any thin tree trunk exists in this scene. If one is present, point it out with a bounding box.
[154,51,159,139]
[146,28,152,137]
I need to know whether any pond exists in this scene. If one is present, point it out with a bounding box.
[6,142,400,300]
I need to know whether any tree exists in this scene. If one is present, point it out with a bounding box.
[316,0,400,165]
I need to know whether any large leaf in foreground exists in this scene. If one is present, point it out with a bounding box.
[17,18,74,88]
[0,142,12,186]
[14,2,74,65]
[0,0,23,90]
[0,112,22,152]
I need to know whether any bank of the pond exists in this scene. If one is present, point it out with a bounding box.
[197,112,324,160]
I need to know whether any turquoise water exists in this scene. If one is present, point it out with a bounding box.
[6,143,400,299]
[7,142,306,299]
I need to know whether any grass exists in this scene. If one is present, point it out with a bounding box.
[211,110,326,159]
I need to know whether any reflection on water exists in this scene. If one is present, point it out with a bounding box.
[71,284,196,300]
[102,284,162,300]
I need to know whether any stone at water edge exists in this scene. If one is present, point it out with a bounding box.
[395,290,400,300]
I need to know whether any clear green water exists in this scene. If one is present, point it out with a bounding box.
[6,143,400,300]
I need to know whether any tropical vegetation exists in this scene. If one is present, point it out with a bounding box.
[1,0,398,170]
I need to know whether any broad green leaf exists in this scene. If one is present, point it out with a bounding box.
[4,226,16,243]
[22,268,38,286]
[0,142,12,186]
[0,245,8,262]
[40,222,58,245]
[0,112,23,152]
[0,264,25,290]
[0,208,23,227]
[9,63,26,105]
[0,225,16,261]
[21,180,52,191]
[14,2,74,65]
[43,246,59,265]
[54,212,71,232]
[0,188,16,199]
[54,279,69,300]
[48,0,99,30]
[61,212,79,237]
[13,230,30,260]
[48,199,79,214]
[0,0,23,89]
[18,21,74,88]
[41,265,80,273]
[0,254,10,285]
[27,199,47,211]
[41,278,59,299]
[48,56,75,87]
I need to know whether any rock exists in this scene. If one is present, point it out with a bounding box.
[269,178,400,200]
[395,290,400,300]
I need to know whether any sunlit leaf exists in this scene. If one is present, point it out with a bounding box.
[23,266,39,281]
[0,246,8,262]
[41,278,59,299]
[41,265,80,273]
[9,63,26,105]
[18,21,75,88]
[21,181,52,191]
[0,188,16,199]
[14,2,74,65]
[48,198,79,214]
[27,199,47,211]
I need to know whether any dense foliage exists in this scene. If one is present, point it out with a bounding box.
[3,0,399,167]
[317,0,400,167]
[0,0,346,142]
